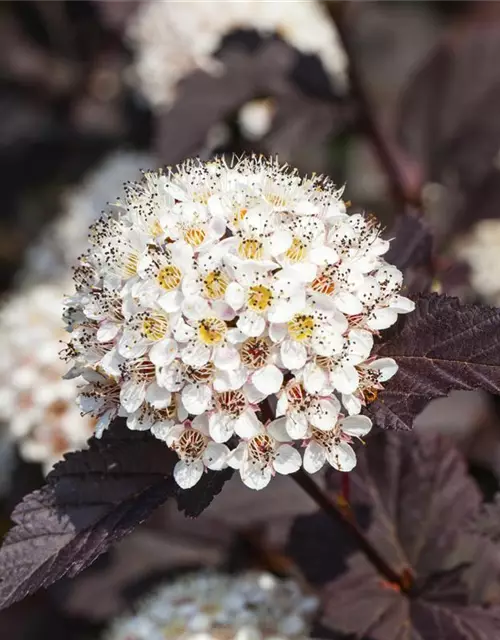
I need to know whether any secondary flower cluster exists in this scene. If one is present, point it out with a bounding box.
[127,0,347,108]
[64,156,414,490]
[0,283,95,472]
[105,571,317,640]
[455,218,500,307]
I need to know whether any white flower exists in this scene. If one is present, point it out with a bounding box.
[65,155,413,489]
[341,357,398,416]
[359,266,415,331]
[157,416,229,489]
[127,0,347,109]
[105,571,318,640]
[228,415,301,490]
[303,414,372,473]
[0,282,95,473]
[276,380,341,439]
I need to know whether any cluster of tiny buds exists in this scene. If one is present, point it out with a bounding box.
[64,155,414,490]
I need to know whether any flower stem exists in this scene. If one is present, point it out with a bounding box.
[327,2,423,213]
[292,468,412,592]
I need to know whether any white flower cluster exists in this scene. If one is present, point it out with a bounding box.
[455,219,500,307]
[127,0,347,109]
[0,283,95,473]
[105,571,317,640]
[64,156,414,490]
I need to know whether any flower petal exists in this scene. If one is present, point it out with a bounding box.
[120,379,146,413]
[149,338,178,366]
[369,357,398,382]
[267,416,290,442]
[285,411,309,439]
[174,459,204,489]
[225,282,246,310]
[209,413,234,443]
[303,441,326,474]
[203,442,229,470]
[182,342,210,367]
[281,340,307,370]
[273,444,302,475]
[366,308,398,331]
[341,393,362,416]
[308,398,339,431]
[334,291,363,315]
[326,441,357,472]
[97,321,120,343]
[252,364,283,395]
[331,363,359,395]
[214,345,240,370]
[237,311,266,337]
[145,382,171,409]
[181,383,212,415]
[340,415,372,438]
[234,410,261,439]
[227,442,246,469]
[241,463,272,490]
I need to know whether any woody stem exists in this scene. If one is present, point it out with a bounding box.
[327,2,422,213]
[291,468,411,591]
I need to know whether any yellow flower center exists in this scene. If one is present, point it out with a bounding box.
[142,312,169,341]
[198,317,227,345]
[232,207,248,228]
[238,238,264,260]
[149,219,164,237]
[203,270,229,299]
[247,285,273,312]
[267,193,287,208]
[123,252,139,278]
[285,237,307,263]
[288,314,315,341]
[157,264,182,291]
[184,226,206,247]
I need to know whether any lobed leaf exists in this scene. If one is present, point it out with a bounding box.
[0,421,232,610]
[289,431,500,639]
[369,293,500,430]
[321,556,500,640]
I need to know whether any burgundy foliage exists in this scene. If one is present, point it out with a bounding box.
[289,431,500,639]
[369,294,500,430]
[0,422,231,610]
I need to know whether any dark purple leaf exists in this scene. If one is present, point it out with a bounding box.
[385,212,432,273]
[467,494,500,543]
[321,556,500,640]
[0,421,232,610]
[289,431,500,639]
[397,22,500,240]
[157,40,295,164]
[384,211,433,294]
[369,294,500,430]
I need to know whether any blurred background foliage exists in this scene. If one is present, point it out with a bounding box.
[3,1,500,638]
